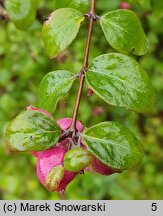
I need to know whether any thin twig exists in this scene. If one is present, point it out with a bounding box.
[70,0,96,131]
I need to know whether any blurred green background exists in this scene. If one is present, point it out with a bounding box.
[0,0,163,200]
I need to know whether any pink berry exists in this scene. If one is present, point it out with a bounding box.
[36,145,66,185]
[57,117,84,132]
[28,106,84,192]
[119,2,131,9]
[35,145,76,192]
[92,156,117,176]
[57,170,76,192]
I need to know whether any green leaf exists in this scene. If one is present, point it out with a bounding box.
[42,8,84,58]
[64,148,92,172]
[39,70,75,113]
[86,53,156,113]
[82,121,144,170]
[68,0,89,13]
[100,9,148,55]
[5,110,61,152]
[5,0,38,30]
[54,0,89,13]
[44,165,64,192]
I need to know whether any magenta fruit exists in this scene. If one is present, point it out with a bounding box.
[28,106,85,192]
[36,145,76,192]
[92,156,117,176]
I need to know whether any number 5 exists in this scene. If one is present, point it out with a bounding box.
[151,203,157,211]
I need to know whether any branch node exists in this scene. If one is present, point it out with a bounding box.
[93,14,101,22]
[75,73,81,79]
[84,13,100,22]
[80,68,87,76]
[84,13,92,20]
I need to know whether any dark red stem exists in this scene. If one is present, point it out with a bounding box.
[70,0,96,131]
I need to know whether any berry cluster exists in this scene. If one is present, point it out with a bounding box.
[28,106,118,193]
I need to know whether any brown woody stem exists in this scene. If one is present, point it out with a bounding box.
[70,0,96,131]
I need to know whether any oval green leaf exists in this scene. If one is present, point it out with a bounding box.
[86,53,156,113]
[5,110,61,152]
[5,0,38,30]
[64,148,92,172]
[82,121,144,170]
[100,9,148,55]
[42,8,84,58]
[39,70,75,113]
[44,165,64,192]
